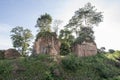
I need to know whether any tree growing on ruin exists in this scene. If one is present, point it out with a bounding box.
[36,13,52,32]
[66,2,103,43]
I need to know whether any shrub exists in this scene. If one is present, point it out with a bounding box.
[60,42,71,55]
[0,50,5,59]
[109,49,115,53]
[0,52,120,80]
[61,54,79,71]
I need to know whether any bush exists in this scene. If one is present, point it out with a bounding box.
[109,49,115,53]
[61,54,79,71]
[61,54,120,80]
[60,42,71,55]
[0,53,120,80]
[91,54,120,79]
[0,50,5,59]
[0,60,13,80]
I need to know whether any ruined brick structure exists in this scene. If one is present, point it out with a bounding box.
[33,32,97,57]
[72,41,97,56]
[33,36,61,55]
[4,48,20,59]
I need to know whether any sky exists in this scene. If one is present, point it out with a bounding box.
[0,0,120,51]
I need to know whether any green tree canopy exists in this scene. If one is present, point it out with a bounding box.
[59,29,75,45]
[66,2,103,37]
[36,13,52,32]
[59,29,75,55]
[75,27,94,44]
[64,2,103,44]
[11,26,33,56]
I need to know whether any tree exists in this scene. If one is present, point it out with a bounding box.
[36,13,52,32]
[11,26,33,56]
[0,50,5,59]
[66,2,103,38]
[108,49,115,53]
[75,27,94,44]
[59,29,75,55]
[100,47,106,53]
[35,13,53,42]
[59,29,75,46]
[60,42,71,55]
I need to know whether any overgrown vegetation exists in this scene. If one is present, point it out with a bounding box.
[0,52,120,80]
[0,50,5,59]
[35,31,57,41]
[58,2,103,54]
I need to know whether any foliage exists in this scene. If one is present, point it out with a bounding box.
[36,13,52,32]
[59,29,74,55]
[0,60,13,80]
[105,51,120,61]
[75,27,94,44]
[35,31,57,41]
[0,50,5,59]
[59,29,75,46]
[66,2,103,29]
[100,47,106,53]
[109,49,115,53]
[61,54,120,80]
[35,14,56,51]
[0,54,54,80]
[61,54,79,71]
[65,2,103,44]
[0,53,120,80]
[60,42,71,55]
[91,55,120,79]
[116,50,120,53]
[11,26,33,56]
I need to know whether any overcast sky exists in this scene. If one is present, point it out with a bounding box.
[0,0,120,50]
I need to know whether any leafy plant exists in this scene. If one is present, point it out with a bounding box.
[0,50,5,59]
[60,42,71,55]
[11,26,33,56]
[109,49,115,53]
[62,54,79,71]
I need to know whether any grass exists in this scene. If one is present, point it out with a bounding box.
[0,52,120,80]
